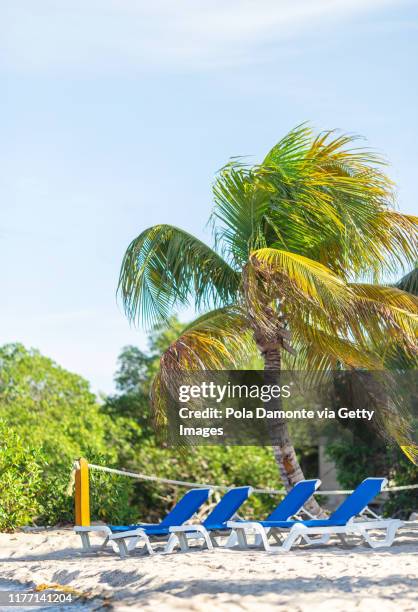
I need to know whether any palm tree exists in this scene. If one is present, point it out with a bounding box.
[118,125,418,516]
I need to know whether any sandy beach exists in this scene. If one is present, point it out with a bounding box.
[0,527,417,611]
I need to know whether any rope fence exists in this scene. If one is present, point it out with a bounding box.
[78,461,418,496]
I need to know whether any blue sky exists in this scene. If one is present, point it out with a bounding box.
[2,0,417,394]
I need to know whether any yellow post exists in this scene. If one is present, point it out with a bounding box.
[75,457,90,526]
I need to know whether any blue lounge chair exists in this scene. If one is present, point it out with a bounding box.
[74,487,211,557]
[246,478,321,549]
[228,477,403,552]
[166,480,320,552]
[264,479,320,521]
[166,486,252,552]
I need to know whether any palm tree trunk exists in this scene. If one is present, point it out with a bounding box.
[242,263,325,516]
[261,342,325,517]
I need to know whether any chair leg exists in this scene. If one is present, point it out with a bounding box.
[79,532,91,552]
[357,522,400,549]
[251,525,272,552]
[337,533,350,547]
[126,536,140,552]
[165,533,180,553]
[177,532,190,552]
[139,534,155,555]
[117,539,130,558]
[113,532,154,556]
[166,529,213,552]
[301,533,331,546]
[225,530,238,548]
[270,529,284,545]
[128,533,154,555]
[234,525,273,551]
[99,536,109,550]
[281,526,305,552]
[202,530,214,551]
[235,528,248,550]
[254,533,263,547]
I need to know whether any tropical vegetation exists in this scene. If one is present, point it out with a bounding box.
[0,338,285,530]
[118,125,418,514]
[0,312,415,530]
[0,344,136,529]
[1,127,417,530]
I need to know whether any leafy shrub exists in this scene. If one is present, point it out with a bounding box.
[0,339,321,529]
[0,344,136,529]
[115,440,313,522]
[326,440,418,519]
[0,421,45,531]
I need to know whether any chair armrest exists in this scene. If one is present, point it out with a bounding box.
[109,528,147,540]
[169,524,205,534]
[349,518,403,530]
[74,525,112,535]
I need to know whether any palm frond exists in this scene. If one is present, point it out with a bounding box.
[350,283,418,349]
[290,322,383,370]
[118,225,240,327]
[351,283,418,313]
[212,124,417,281]
[159,306,253,374]
[250,248,352,312]
[212,166,272,264]
[150,306,256,435]
[257,125,417,280]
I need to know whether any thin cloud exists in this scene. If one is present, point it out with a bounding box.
[1,0,408,74]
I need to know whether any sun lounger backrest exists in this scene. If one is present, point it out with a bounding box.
[267,479,320,521]
[159,488,211,527]
[203,486,251,527]
[330,477,386,522]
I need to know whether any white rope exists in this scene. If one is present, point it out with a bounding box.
[86,463,232,491]
[379,484,418,492]
[81,462,418,496]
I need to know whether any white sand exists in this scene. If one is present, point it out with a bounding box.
[0,527,417,611]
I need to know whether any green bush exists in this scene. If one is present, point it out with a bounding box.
[0,421,45,531]
[0,339,321,529]
[0,344,137,529]
[326,440,418,519]
[123,441,280,521]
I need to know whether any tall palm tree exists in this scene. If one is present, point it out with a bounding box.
[118,125,418,515]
